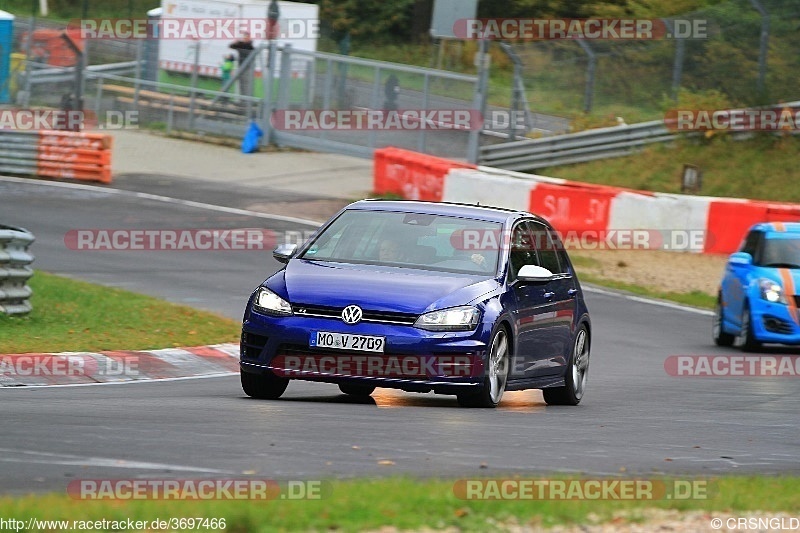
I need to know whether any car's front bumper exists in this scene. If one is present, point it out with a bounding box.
[750,301,800,345]
[240,310,493,393]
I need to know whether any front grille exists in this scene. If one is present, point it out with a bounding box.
[241,332,269,360]
[292,304,417,325]
[762,315,795,335]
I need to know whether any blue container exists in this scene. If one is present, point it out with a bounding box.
[0,11,13,103]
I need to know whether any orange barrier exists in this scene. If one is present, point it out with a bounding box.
[705,200,800,254]
[529,183,619,235]
[36,131,113,184]
[374,147,475,202]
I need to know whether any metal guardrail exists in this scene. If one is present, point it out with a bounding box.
[480,101,800,171]
[25,61,139,85]
[0,225,35,316]
[0,131,41,176]
[480,120,673,171]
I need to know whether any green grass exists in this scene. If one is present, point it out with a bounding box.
[542,134,800,203]
[580,273,716,309]
[0,271,240,354]
[0,476,797,531]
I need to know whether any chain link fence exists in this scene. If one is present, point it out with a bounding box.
[505,0,800,124]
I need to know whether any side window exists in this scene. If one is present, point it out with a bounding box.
[740,231,761,257]
[508,221,538,281]
[529,222,561,274]
[550,231,572,274]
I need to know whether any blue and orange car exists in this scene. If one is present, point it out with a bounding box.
[240,200,592,407]
[715,222,800,350]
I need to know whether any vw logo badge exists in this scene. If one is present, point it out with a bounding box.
[341,305,363,325]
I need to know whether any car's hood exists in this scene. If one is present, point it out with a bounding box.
[277,259,500,314]
[754,266,800,293]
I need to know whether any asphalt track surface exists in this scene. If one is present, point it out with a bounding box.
[1,175,799,495]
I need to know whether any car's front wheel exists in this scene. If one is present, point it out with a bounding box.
[713,297,735,347]
[241,371,289,399]
[338,383,376,396]
[735,302,761,352]
[457,326,510,408]
[543,325,590,406]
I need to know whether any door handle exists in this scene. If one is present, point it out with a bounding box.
[543,291,555,299]
[567,288,578,297]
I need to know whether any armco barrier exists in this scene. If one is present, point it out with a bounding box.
[374,147,475,201]
[0,130,112,184]
[0,225,35,316]
[376,148,800,254]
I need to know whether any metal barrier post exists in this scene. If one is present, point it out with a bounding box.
[189,42,200,130]
[369,67,381,149]
[418,73,430,153]
[261,41,277,145]
[0,225,35,316]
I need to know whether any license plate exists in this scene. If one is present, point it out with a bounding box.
[310,331,385,353]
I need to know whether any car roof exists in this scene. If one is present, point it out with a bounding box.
[752,222,800,235]
[346,199,544,225]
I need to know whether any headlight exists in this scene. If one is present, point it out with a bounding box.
[414,305,480,331]
[253,287,293,316]
[759,278,787,304]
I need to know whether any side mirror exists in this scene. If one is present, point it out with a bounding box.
[273,243,297,264]
[728,252,752,267]
[517,264,554,283]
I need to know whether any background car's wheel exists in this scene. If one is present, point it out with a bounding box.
[457,326,510,408]
[713,297,735,347]
[338,383,376,396]
[543,325,590,406]
[241,371,289,399]
[735,302,761,352]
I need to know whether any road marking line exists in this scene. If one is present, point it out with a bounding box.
[0,372,238,389]
[583,285,714,316]
[0,447,233,473]
[0,175,323,227]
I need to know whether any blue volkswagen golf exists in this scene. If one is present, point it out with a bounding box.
[715,222,800,351]
[240,200,592,407]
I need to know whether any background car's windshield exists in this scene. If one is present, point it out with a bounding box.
[760,237,800,268]
[300,210,502,275]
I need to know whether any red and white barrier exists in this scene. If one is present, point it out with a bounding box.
[373,147,800,255]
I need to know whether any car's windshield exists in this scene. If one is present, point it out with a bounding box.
[299,210,502,275]
[759,236,800,268]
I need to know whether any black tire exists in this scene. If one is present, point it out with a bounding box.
[735,302,761,353]
[457,326,510,408]
[543,325,590,406]
[338,383,376,396]
[713,297,735,347]
[241,371,289,399]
